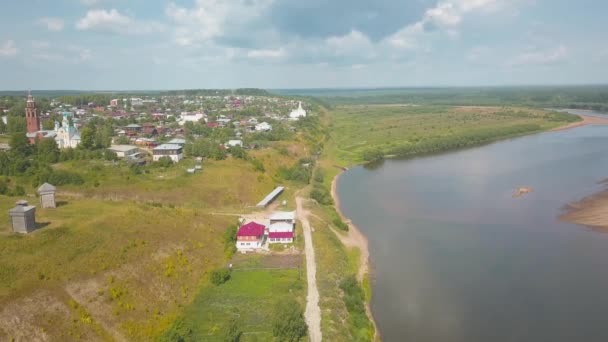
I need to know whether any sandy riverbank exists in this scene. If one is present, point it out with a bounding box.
[330,171,379,341]
[551,114,608,132]
[560,186,608,228]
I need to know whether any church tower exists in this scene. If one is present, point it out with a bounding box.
[25,91,40,134]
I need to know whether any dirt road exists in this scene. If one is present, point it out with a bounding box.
[296,196,322,342]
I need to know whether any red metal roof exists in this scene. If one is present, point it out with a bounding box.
[237,222,266,237]
[269,232,294,239]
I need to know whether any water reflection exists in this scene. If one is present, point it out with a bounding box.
[338,119,608,342]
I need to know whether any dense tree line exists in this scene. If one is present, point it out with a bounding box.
[384,124,542,159]
[0,129,117,191]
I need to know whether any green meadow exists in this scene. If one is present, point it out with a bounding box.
[329,105,579,164]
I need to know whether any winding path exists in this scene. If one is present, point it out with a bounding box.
[296,196,322,342]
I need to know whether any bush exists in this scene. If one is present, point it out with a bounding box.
[313,169,324,183]
[209,268,231,286]
[223,225,238,258]
[339,275,374,341]
[332,217,349,231]
[310,185,332,205]
[222,318,242,342]
[13,185,25,196]
[159,318,194,342]
[251,158,265,172]
[156,156,174,167]
[229,146,248,160]
[362,148,384,162]
[271,299,308,342]
[104,149,118,161]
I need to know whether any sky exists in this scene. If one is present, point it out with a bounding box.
[0,0,607,90]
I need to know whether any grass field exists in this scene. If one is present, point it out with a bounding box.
[329,105,580,164]
[0,137,310,340]
[163,265,305,341]
[0,195,234,340]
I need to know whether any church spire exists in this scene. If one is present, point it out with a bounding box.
[25,90,40,134]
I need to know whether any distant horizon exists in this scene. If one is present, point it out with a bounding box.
[1,83,608,94]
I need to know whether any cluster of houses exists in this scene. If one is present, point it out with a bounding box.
[236,211,296,252]
[8,92,309,168]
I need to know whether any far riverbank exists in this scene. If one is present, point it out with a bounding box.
[551,113,608,132]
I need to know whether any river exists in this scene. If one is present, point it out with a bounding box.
[337,110,608,341]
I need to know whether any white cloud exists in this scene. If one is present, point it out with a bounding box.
[384,22,424,50]
[326,30,373,53]
[426,3,461,27]
[247,48,286,58]
[385,0,518,49]
[166,0,274,46]
[38,17,65,32]
[76,9,164,35]
[31,40,51,49]
[507,45,568,66]
[0,40,17,57]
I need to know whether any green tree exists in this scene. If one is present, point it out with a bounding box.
[210,268,231,286]
[157,156,174,167]
[80,127,95,150]
[362,148,384,162]
[271,299,308,342]
[36,137,59,163]
[229,145,247,159]
[9,133,32,156]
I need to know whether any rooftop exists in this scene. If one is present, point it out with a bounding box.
[269,231,294,239]
[270,211,295,221]
[109,145,138,152]
[167,138,186,145]
[237,222,266,237]
[37,183,56,192]
[153,144,183,151]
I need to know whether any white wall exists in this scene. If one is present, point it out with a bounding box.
[153,153,183,162]
[236,240,263,250]
[268,237,293,244]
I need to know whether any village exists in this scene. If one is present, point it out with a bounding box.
[1,91,310,166]
[0,89,333,341]
[4,92,310,247]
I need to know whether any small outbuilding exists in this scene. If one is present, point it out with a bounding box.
[9,200,37,234]
[37,182,57,208]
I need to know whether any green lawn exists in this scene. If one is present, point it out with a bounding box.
[163,268,305,341]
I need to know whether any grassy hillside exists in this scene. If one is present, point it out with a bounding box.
[329,105,579,165]
[0,134,314,340]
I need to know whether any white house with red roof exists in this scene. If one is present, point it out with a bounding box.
[236,221,266,252]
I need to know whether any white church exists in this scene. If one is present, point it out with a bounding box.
[28,112,81,149]
[53,112,81,148]
[289,101,307,120]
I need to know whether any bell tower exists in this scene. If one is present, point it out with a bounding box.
[25,90,40,134]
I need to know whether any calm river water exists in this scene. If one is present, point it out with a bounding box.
[337,110,608,342]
